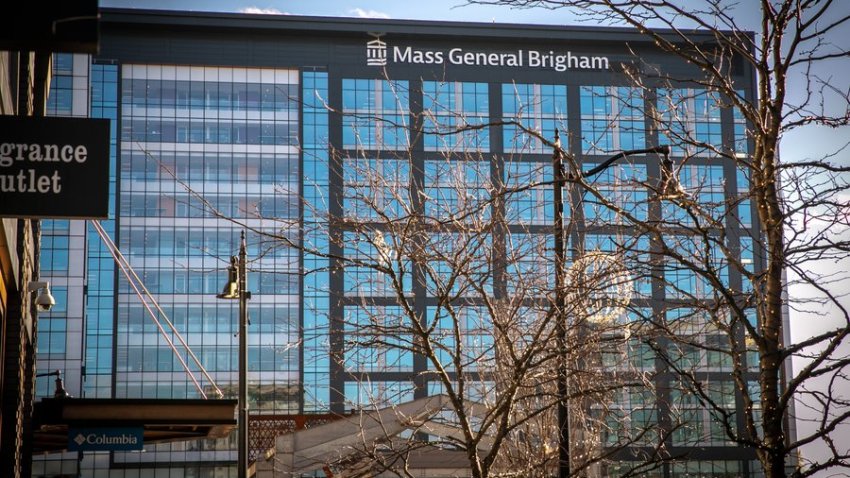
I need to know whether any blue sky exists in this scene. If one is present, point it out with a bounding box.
[100,0,587,24]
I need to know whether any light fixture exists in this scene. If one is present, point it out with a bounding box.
[373,230,392,267]
[216,232,250,478]
[553,135,674,478]
[658,146,686,198]
[36,369,70,398]
[217,256,240,300]
[27,281,55,312]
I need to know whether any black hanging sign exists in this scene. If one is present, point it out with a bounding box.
[0,116,110,218]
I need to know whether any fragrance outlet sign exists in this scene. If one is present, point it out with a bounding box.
[367,35,610,71]
[0,116,109,218]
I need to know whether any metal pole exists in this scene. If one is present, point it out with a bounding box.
[550,135,670,477]
[552,130,570,478]
[238,230,248,478]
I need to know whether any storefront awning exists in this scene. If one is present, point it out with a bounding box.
[32,398,237,454]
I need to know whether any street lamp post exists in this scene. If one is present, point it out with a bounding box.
[218,231,250,478]
[551,130,671,478]
[552,129,572,478]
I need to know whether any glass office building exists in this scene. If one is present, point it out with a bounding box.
[35,8,768,477]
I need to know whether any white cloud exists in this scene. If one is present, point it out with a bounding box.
[350,8,390,19]
[239,6,287,15]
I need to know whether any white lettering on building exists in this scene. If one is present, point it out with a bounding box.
[372,36,609,71]
[393,46,444,65]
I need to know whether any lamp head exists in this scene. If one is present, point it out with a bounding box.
[217,256,240,300]
[28,281,55,312]
[217,280,239,300]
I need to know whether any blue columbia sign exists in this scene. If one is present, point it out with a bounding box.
[68,427,144,451]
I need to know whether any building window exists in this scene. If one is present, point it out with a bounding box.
[502,83,567,153]
[342,231,412,296]
[342,78,410,150]
[343,306,413,372]
[424,306,495,372]
[665,308,733,373]
[505,234,555,294]
[595,387,658,447]
[503,161,554,225]
[661,164,726,226]
[343,158,410,221]
[37,286,69,361]
[580,86,646,154]
[657,88,723,158]
[422,81,489,152]
[40,236,69,272]
[585,234,652,298]
[423,159,491,221]
[583,162,649,224]
[344,381,415,409]
[303,70,330,413]
[47,53,74,115]
[669,460,742,477]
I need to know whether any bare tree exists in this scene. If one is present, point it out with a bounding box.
[463,1,850,477]
[160,80,673,477]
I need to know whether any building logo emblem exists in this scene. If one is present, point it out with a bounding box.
[366,33,387,66]
[74,433,86,446]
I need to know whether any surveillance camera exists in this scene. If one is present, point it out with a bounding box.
[27,281,56,312]
[34,292,56,311]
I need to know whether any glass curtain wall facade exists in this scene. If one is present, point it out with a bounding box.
[116,65,300,401]
[113,64,301,472]
[321,75,759,476]
[38,61,303,476]
[38,53,93,402]
[35,53,104,478]
[33,10,769,477]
